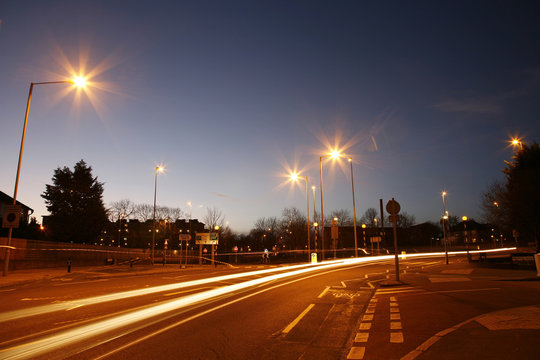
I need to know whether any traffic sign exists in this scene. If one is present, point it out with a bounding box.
[179,234,191,241]
[195,233,219,245]
[2,205,21,229]
[233,246,238,252]
[388,214,400,223]
[370,236,382,243]
[331,225,338,240]
[386,199,401,215]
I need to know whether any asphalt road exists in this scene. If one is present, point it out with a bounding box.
[0,254,539,360]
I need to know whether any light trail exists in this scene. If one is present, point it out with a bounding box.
[0,248,515,359]
[0,248,514,323]
[0,261,363,359]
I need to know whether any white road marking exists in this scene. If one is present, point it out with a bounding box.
[282,304,315,334]
[390,332,404,343]
[347,346,365,359]
[390,321,402,330]
[53,279,109,286]
[362,314,374,321]
[317,286,330,298]
[354,332,369,342]
[359,322,371,330]
[428,277,471,283]
[390,313,401,320]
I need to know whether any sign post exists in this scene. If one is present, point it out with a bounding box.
[196,233,219,265]
[386,198,401,282]
[331,218,338,259]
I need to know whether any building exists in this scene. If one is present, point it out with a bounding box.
[0,190,34,226]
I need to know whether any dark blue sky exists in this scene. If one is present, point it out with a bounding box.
[1,1,539,233]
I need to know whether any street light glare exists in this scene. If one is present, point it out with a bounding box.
[330,150,341,159]
[156,166,165,173]
[290,172,299,181]
[462,216,468,221]
[71,76,87,88]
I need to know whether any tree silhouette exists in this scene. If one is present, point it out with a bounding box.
[41,160,108,243]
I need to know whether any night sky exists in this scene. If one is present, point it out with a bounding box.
[1,1,540,233]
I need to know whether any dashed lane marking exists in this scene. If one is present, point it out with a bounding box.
[390,321,402,330]
[347,346,365,359]
[318,286,330,298]
[354,332,370,342]
[359,322,372,330]
[282,304,315,334]
[390,313,401,320]
[390,332,404,343]
[362,314,374,321]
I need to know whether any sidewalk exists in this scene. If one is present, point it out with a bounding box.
[407,263,540,360]
[405,304,540,359]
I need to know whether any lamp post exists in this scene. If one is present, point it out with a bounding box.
[462,216,470,259]
[152,165,164,265]
[442,191,449,265]
[3,77,87,277]
[319,150,341,261]
[312,186,317,256]
[348,157,359,257]
[291,172,310,262]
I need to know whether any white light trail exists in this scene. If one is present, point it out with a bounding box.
[0,248,515,359]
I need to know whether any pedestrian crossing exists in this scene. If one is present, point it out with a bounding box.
[347,294,405,359]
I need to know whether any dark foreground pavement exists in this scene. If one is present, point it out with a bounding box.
[344,258,540,360]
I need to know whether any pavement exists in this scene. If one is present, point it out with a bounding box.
[345,259,540,360]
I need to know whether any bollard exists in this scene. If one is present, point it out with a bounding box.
[67,258,72,273]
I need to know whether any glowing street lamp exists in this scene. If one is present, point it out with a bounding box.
[441,191,449,264]
[290,172,311,262]
[319,150,359,259]
[510,137,524,151]
[3,76,87,277]
[319,150,342,261]
[152,165,165,265]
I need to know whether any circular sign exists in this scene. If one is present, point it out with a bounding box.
[386,199,401,215]
[203,248,208,253]
[233,246,238,252]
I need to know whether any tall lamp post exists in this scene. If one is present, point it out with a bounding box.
[462,216,469,259]
[442,191,449,265]
[3,77,87,277]
[152,166,165,265]
[319,150,342,261]
[312,186,317,256]
[291,173,310,262]
[348,157,358,257]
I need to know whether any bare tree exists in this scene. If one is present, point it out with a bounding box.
[109,199,135,222]
[169,207,185,221]
[134,204,154,222]
[203,206,225,230]
[396,212,416,228]
[326,209,353,226]
[360,208,379,227]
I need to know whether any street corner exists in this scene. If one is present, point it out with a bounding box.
[404,305,540,360]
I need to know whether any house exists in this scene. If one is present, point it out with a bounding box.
[0,190,34,225]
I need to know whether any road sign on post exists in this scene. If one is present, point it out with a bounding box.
[2,205,21,228]
[386,198,401,282]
